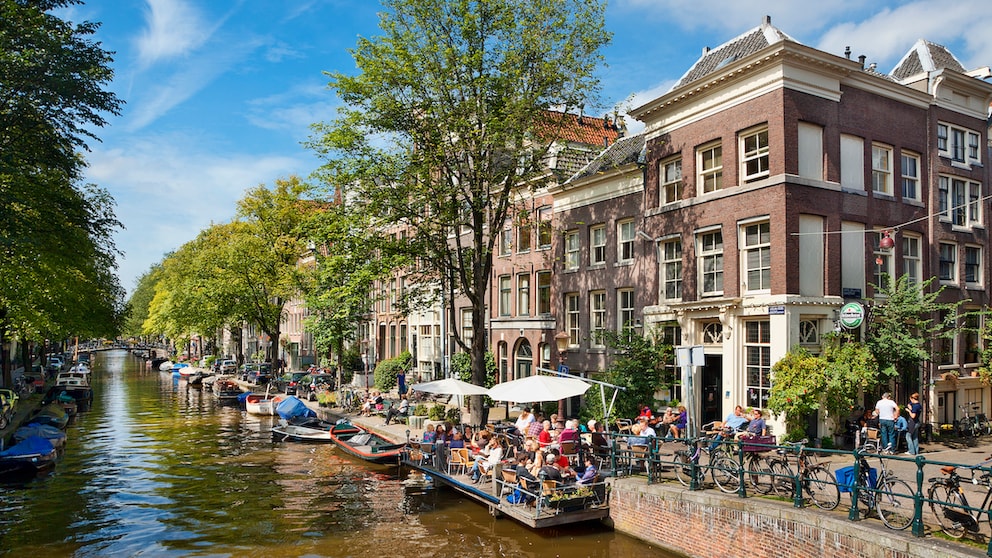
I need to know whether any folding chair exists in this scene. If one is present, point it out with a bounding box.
[559,440,579,467]
[419,442,436,467]
[447,447,469,476]
[615,419,632,433]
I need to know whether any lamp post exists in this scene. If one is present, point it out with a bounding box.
[554,331,570,421]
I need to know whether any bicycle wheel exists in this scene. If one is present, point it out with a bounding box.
[745,454,775,495]
[928,482,974,538]
[673,450,696,487]
[768,459,795,497]
[711,455,741,494]
[806,467,840,511]
[876,477,914,530]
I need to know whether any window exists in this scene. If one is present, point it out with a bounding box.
[702,322,724,344]
[799,319,819,345]
[742,221,771,291]
[797,122,823,180]
[517,219,531,253]
[564,230,579,270]
[965,246,982,286]
[564,293,580,347]
[618,288,634,331]
[661,238,682,300]
[590,291,606,348]
[938,122,983,165]
[745,320,771,409]
[936,310,955,366]
[871,144,893,195]
[617,220,635,263]
[872,230,893,290]
[939,176,982,227]
[939,243,957,283]
[964,312,981,365]
[500,228,512,256]
[698,142,723,193]
[461,309,473,347]
[537,207,552,249]
[740,127,769,183]
[901,153,920,201]
[536,271,551,315]
[840,134,865,191]
[660,157,682,205]
[517,274,530,316]
[590,224,606,266]
[498,275,511,316]
[698,230,724,296]
[902,235,921,285]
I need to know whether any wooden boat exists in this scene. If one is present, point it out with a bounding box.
[327,421,406,464]
[271,421,334,442]
[212,378,242,401]
[244,392,283,415]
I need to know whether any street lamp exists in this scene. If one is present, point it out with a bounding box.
[554,331,570,421]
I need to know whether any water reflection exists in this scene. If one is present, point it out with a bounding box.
[0,350,673,557]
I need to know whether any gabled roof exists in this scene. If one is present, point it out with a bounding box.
[672,16,797,91]
[533,110,621,147]
[890,39,967,81]
[565,133,646,184]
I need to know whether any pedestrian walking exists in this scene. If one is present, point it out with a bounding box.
[875,392,899,454]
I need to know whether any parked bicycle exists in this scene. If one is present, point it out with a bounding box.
[846,453,914,530]
[957,402,992,437]
[763,439,840,510]
[708,436,777,495]
[927,456,992,538]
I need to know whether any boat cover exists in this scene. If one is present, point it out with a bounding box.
[13,424,66,444]
[276,396,316,420]
[237,391,252,404]
[0,435,55,458]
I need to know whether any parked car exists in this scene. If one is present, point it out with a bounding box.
[275,371,309,395]
[240,363,272,385]
[299,373,336,401]
[218,359,237,374]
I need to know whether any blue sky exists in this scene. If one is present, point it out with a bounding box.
[62,0,992,297]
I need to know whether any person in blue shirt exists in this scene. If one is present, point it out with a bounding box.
[708,405,749,452]
[737,408,767,439]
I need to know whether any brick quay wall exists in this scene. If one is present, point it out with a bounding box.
[609,478,980,558]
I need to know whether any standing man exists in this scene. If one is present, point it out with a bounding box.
[875,392,899,454]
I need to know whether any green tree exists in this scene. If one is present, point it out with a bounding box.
[583,330,670,424]
[766,347,824,441]
[867,274,961,392]
[310,0,609,426]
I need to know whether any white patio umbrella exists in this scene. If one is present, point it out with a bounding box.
[487,374,591,403]
[410,377,490,396]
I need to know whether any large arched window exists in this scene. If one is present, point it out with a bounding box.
[515,340,533,380]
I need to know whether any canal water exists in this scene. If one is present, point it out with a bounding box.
[0,350,676,557]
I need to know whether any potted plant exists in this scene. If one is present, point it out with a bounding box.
[547,486,595,511]
[428,404,446,421]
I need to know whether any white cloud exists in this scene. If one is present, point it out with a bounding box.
[86,133,314,294]
[135,0,212,67]
[245,82,341,133]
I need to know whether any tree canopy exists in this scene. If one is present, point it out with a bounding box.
[310,0,610,425]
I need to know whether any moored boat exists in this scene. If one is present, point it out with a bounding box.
[212,378,242,401]
[271,421,334,442]
[0,435,57,483]
[244,392,282,415]
[13,423,67,449]
[29,401,69,430]
[327,421,406,464]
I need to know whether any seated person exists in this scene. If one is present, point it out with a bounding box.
[545,450,575,481]
[558,419,580,445]
[667,406,687,439]
[422,427,437,443]
[587,421,610,456]
[736,408,767,439]
[627,422,648,446]
[659,407,676,427]
[384,395,408,425]
[527,413,545,439]
[576,455,598,485]
[468,430,490,453]
[538,420,553,449]
[514,454,540,494]
[449,431,466,449]
[637,416,657,438]
[470,436,503,483]
[708,405,748,451]
[514,408,534,435]
[638,405,654,423]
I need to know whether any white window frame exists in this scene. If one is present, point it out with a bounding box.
[590,290,606,348]
[617,219,635,263]
[564,230,579,270]
[517,219,531,253]
[537,206,552,249]
[517,273,530,316]
[565,293,580,347]
[901,152,920,201]
[660,157,682,205]
[871,144,893,195]
[661,238,682,301]
[872,230,894,290]
[698,229,724,296]
[498,275,512,316]
[939,242,957,284]
[740,126,769,183]
[938,122,983,166]
[938,175,983,228]
[965,245,983,287]
[902,234,921,285]
[741,220,771,293]
[500,228,512,256]
[697,141,723,194]
[590,224,606,266]
[536,271,551,315]
[617,288,635,331]
[744,320,772,409]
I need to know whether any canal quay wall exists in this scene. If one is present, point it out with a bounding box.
[609,477,977,558]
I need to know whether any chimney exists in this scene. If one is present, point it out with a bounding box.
[858,55,866,69]
[868,62,877,71]
[762,15,771,27]
[844,46,851,59]
[702,46,710,56]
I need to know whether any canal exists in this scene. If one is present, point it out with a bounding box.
[0,350,676,557]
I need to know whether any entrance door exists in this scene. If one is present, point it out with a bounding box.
[701,355,723,425]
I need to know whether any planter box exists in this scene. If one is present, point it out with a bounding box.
[408,415,427,430]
